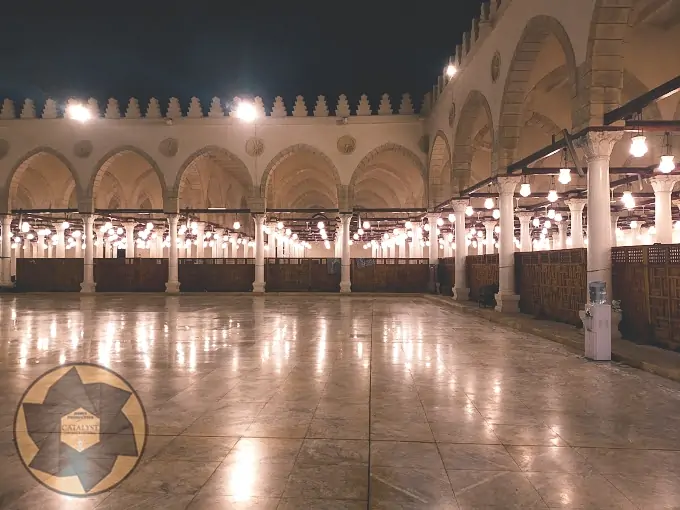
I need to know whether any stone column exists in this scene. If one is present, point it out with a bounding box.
[558,221,567,251]
[495,176,521,313]
[125,221,135,258]
[156,229,164,258]
[1,215,12,286]
[253,214,266,293]
[581,132,620,296]
[452,200,469,301]
[74,233,82,259]
[340,214,352,293]
[81,214,95,293]
[484,221,495,255]
[427,213,439,293]
[477,239,484,255]
[55,223,66,258]
[166,214,180,293]
[214,229,224,258]
[517,212,532,252]
[565,199,587,249]
[610,213,620,248]
[36,231,45,259]
[650,176,680,245]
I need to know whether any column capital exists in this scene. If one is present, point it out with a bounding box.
[483,221,496,231]
[565,198,588,212]
[577,131,623,162]
[516,212,533,221]
[649,175,680,193]
[450,199,468,213]
[496,176,521,195]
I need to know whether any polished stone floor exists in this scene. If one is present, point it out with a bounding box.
[1,294,680,509]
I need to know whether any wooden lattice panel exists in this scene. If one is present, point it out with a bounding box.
[612,245,680,351]
[438,257,455,296]
[515,249,586,326]
[466,254,499,301]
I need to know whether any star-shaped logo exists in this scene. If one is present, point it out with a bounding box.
[14,363,147,496]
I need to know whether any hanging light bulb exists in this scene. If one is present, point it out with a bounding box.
[547,209,555,219]
[519,183,531,197]
[404,221,412,229]
[555,213,563,222]
[317,221,325,230]
[630,220,639,229]
[448,213,455,223]
[277,221,284,230]
[357,228,364,235]
[544,220,552,229]
[547,189,558,202]
[465,205,473,216]
[352,233,359,240]
[621,190,635,209]
[484,197,494,209]
[659,155,676,174]
[532,217,540,227]
[629,135,648,158]
[494,226,501,234]
[542,227,548,235]
[146,222,154,231]
[61,221,70,230]
[424,224,431,232]
[21,222,30,233]
[492,209,500,220]
[363,221,370,229]
[558,168,571,185]
[436,217,444,226]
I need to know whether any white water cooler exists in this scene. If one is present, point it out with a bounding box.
[582,281,611,361]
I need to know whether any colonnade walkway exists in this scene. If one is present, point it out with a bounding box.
[1,294,679,509]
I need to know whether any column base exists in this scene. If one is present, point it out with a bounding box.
[165,281,180,294]
[252,282,266,293]
[494,292,520,313]
[340,282,351,293]
[80,281,96,294]
[452,287,469,301]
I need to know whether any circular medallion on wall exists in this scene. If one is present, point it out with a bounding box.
[491,51,501,83]
[0,139,9,159]
[336,135,356,155]
[73,140,93,159]
[158,138,179,157]
[245,137,265,157]
[448,103,456,128]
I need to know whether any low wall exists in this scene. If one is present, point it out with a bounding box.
[15,258,84,292]
[515,249,587,327]
[179,258,254,292]
[265,258,340,292]
[438,257,455,296]
[466,254,498,301]
[94,258,168,292]
[351,258,429,293]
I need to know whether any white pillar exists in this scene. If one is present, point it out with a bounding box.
[339,214,352,292]
[484,221,495,255]
[55,223,66,258]
[253,214,265,293]
[125,221,135,258]
[452,200,469,301]
[495,176,521,313]
[196,223,205,258]
[558,220,567,250]
[23,238,31,258]
[610,213,620,248]
[74,233,82,259]
[650,176,680,245]
[166,214,180,293]
[565,199,587,249]
[36,232,45,259]
[215,228,224,258]
[582,132,620,298]
[1,215,12,286]
[427,213,439,264]
[81,214,95,293]
[477,239,484,255]
[517,212,532,252]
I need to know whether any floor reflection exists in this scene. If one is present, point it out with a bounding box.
[0,294,679,509]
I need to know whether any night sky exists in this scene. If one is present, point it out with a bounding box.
[1,1,484,111]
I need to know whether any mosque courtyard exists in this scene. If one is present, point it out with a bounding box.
[0,294,678,509]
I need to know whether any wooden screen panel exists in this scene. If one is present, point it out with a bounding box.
[94,258,167,292]
[310,259,340,292]
[15,259,84,292]
[351,260,376,292]
[265,258,311,292]
[612,246,649,342]
[466,254,499,301]
[438,258,455,296]
[179,259,254,292]
[351,259,429,293]
[515,249,586,326]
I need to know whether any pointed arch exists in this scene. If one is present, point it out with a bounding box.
[3,147,82,213]
[497,15,577,170]
[174,145,253,207]
[349,143,426,209]
[452,90,495,190]
[260,144,341,201]
[428,131,452,208]
[90,146,166,210]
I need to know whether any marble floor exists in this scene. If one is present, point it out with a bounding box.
[1,294,680,509]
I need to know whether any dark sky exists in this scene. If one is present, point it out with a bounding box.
[1,1,483,111]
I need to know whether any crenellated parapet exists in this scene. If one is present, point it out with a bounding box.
[0,93,424,121]
[422,0,509,114]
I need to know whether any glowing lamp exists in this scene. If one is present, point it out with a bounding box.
[66,103,92,123]
[659,155,676,174]
[492,209,500,220]
[555,213,563,222]
[558,168,571,185]
[547,189,558,202]
[445,63,457,78]
[448,214,455,223]
[484,197,494,209]
[233,221,241,230]
[363,221,370,229]
[519,183,531,197]
[629,135,648,158]
[532,218,540,228]
[465,206,473,216]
